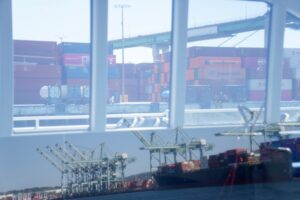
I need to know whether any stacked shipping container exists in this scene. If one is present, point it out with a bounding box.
[12,40,300,105]
[243,56,293,101]
[14,40,61,104]
[187,53,246,104]
[144,63,170,102]
[59,42,90,86]
[285,49,300,100]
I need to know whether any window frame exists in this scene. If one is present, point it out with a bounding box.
[1,0,298,137]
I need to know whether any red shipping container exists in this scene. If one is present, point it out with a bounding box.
[125,86,139,102]
[242,57,267,68]
[246,68,266,79]
[154,84,160,93]
[240,48,267,57]
[202,66,245,82]
[189,57,205,68]
[62,53,90,67]
[15,77,61,91]
[126,79,139,86]
[14,64,61,78]
[188,46,241,58]
[226,148,248,164]
[14,90,44,104]
[14,40,58,57]
[186,69,194,80]
[108,80,120,90]
[202,57,241,68]
[163,63,170,73]
[248,91,265,101]
[281,91,292,101]
[14,55,58,66]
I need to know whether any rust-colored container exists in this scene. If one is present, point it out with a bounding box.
[14,90,44,104]
[15,77,61,91]
[202,57,241,68]
[14,64,62,78]
[14,40,58,57]
[62,53,90,67]
[186,69,195,81]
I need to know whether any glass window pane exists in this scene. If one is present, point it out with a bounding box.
[281,14,300,123]
[0,133,147,196]
[184,0,269,127]
[12,0,90,134]
[107,0,172,129]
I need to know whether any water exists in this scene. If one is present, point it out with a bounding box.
[75,180,300,200]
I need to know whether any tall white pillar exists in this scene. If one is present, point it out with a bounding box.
[90,0,108,132]
[265,3,286,123]
[170,0,189,128]
[0,0,13,137]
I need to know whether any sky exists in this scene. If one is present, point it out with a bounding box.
[1,0,300,193]
[11,0,300,63]
[11,0,282,63]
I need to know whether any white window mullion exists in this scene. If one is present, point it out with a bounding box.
[0,0,13,137]
[170,0,189,128]
[90,0,108,132]
[265,2,286,123]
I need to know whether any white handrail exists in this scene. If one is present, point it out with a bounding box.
[12,107,300,134]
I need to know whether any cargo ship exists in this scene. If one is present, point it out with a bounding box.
[261,137,300,177]
[61,145,294,199]
[35,131,296,200]
[154,146,293,189]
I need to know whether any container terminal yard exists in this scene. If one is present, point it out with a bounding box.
[12,39,300,132]
[13,40,300,106]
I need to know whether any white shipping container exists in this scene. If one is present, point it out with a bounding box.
[248,79,292,91]
[284,48,300,68]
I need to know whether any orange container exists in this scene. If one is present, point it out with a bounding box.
[186,69,194,81]
[189,57,205,68]
[202,57,241,68]
[163,63,170,72]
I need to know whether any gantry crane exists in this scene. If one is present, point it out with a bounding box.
[120,117,212,172]
[37,141,133,198]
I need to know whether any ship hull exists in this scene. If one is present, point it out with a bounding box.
[154,161,292,188]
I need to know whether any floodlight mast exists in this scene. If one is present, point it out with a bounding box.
[114,4,131,98]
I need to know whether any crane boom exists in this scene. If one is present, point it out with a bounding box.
[132,131,152,147]
[37,148,66,173]
[46,146,76,171]
[65,141,87,161]
[55,144,85,168]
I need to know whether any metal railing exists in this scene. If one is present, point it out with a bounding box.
[12,107,300,134]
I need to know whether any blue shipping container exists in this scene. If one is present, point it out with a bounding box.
[64,67,89,79]
[59,42,90,54]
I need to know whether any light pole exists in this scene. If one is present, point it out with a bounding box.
[115,4,131,100]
